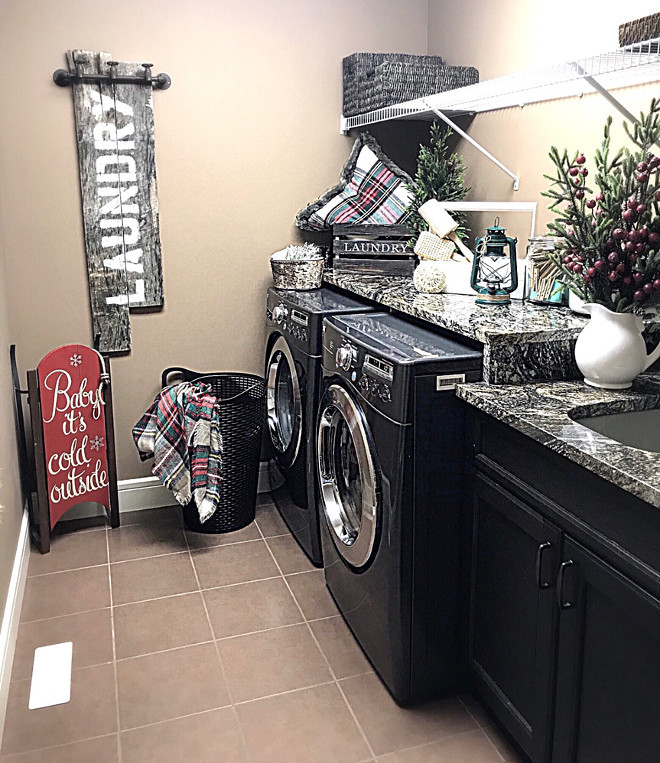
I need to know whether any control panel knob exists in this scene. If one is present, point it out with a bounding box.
[336,345,353,371]
[378,385,392,403]
[272,304,288,323]
[358,375,370,394]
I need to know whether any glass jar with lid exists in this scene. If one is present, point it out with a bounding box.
[525,236,565,305]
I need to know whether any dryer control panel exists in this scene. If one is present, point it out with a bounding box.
[324,325,397,415]
[267,298,309,347]
[361,354,393,404]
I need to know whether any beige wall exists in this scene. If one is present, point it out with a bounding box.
[0,195,24,616]
[0,0,429,480]
[3,0,656,490]
[427,1,659,242]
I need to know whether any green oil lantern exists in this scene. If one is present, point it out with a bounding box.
[470,218,518,305]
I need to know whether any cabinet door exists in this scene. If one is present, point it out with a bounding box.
[469,473,561,763]
[553,538,660,763]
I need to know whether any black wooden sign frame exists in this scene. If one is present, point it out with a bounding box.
[26,353,120,554]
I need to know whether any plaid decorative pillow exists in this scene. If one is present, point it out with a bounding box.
[296,133,413,231]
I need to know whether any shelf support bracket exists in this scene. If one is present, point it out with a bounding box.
[422,99,520,191]
[570,62,660,151]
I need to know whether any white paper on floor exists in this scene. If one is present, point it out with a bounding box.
[28,641,73,710]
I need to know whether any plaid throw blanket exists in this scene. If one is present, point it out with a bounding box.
[307,144,412,230]
[132,382,223,524]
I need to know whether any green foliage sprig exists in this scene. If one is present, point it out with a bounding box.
[542,98,660,312]
[407,122,470,240]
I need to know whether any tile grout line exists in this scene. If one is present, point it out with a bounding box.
[105,526,122,763]
[117,678,349,733]
[258,517,377,761]
[0,731,120,759]
[27,560,116,579]
[27,540,213,579]
[481,726,512,763]
[458,697,508,762]
[115,639,216,663]
[377,726,505,760]
[19,605,113,626]
[181,514,254,763]
[109,548,190,566]
[110,704,234,736]
[25,573,284,620]
[230,678,347,707]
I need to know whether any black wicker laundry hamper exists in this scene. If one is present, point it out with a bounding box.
[161,367,266,534]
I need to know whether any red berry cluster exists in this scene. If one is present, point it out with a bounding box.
[558,149,660,308]
[587,235,660,303]
[568,153,589,201]
[545,102,660,312]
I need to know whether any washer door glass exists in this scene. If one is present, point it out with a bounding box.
[266,336,302,469]
[317,383,379,569]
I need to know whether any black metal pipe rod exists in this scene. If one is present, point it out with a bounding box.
[53,68,171,90]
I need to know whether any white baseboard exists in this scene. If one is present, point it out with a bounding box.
[0,508,30,748]
[61,460,277,522]
[116,476,178,512]
[58,476,177,521]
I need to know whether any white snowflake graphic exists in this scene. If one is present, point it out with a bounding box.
[69,354,83,367]
[90,436,105,451]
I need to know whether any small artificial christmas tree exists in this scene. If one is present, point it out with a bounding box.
[407,122,470,240]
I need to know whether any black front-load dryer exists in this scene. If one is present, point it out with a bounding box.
[265,287,373,565]
[317,312,482,704]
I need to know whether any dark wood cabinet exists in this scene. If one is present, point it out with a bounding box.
[553,538,660,763]
[469,473,560,763]
[467,409,660,763]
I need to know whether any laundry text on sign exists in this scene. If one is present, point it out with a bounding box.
[90,92,145,306]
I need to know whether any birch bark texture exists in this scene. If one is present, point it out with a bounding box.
[66,49,164,354]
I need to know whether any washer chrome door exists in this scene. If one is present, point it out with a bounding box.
[317,383,379,569]
[266,336,302,470]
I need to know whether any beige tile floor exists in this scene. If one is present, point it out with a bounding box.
[0,496,525,762]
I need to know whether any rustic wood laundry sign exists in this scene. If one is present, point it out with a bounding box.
[55,50,170,353]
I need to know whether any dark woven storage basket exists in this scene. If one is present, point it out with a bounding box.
[342,52,479,117]
[160,367,266,534]
[619,12,660,48]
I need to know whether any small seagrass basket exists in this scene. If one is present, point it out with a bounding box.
[270,245,324,290]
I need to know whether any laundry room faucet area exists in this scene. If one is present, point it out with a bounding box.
[1,1,660,762]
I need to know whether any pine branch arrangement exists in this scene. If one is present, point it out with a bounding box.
[542,98,660,313]
[407,122,470,240]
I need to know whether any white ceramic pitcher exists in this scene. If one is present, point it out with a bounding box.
[574,303,660,389]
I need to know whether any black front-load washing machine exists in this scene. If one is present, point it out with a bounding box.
[317,312,482,704]
[265,287,373,565]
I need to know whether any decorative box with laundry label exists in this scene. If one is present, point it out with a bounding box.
[332,224,415,276]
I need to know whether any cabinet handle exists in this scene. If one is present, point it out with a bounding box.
[557,560,574,609]
[535,542,552,589]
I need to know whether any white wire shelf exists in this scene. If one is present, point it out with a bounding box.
[340,38,660,133]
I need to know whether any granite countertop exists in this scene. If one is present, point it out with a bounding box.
[455,373,660,509]
[324,270,586,344]
[324,271,587,384]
